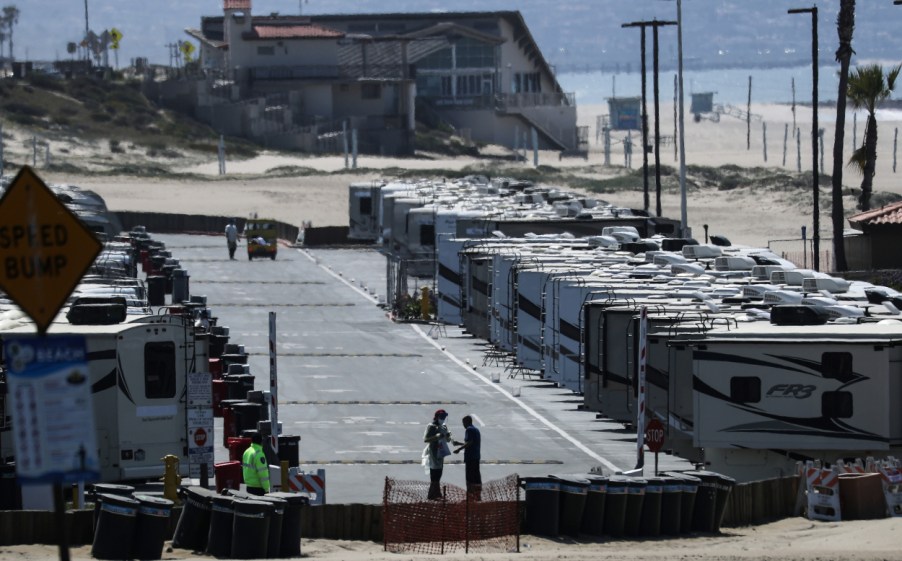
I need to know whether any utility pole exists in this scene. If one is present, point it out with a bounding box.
[789,6,819,272]
[622,19,676,216]
[652,21,676,217]
[84,0,90,62]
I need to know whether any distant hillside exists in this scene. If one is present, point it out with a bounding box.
[15,1,902,73]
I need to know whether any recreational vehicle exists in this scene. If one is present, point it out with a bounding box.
[1,313,206,481]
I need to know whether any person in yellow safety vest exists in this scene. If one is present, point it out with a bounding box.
[242,432,270,495]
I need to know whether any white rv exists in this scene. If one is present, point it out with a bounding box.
[688,319,902,481]
[1,313,206,481]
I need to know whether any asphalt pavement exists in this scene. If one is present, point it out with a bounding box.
[160,234,693,504]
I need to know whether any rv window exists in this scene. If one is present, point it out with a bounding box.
[419,224,435,247]
[821,352,852,379]
[359,196,372,216]
[730,377,761,403]
[145,342,176,399]
[822,391,853,418]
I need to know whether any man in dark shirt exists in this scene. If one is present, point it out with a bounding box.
[453,415,481,499]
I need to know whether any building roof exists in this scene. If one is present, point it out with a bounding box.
[848,200,902,228]
[246,24,345,40]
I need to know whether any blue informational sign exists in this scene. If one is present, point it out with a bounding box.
[5,335,100,484]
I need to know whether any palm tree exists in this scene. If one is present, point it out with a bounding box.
[848,63,901,212]
[830,0,854,272]
[1,5,18,62]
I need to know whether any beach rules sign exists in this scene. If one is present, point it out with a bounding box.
[0,166,102,333]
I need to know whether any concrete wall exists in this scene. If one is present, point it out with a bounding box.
[304,84,334,119]
[233,39,340,69]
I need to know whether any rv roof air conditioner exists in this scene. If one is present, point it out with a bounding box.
[802,276,850,294]
[672,263,707,275]
[770,269,816,285]
[763,290,804,305]
[751,265,788,280]
[714,256,756,271]
[653,253,688,266]
[682,244,723,259]
[769,304,830,325]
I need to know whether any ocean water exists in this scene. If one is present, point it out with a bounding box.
[558,64,846,107]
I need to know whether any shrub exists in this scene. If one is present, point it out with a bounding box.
[5,102,48,117]
[109,139,124,153]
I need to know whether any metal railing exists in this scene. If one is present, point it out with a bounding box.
[250,63,408,81]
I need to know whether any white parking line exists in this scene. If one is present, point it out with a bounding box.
[411,324,621,473]
[300,246,621,472]
[298,248,380,303]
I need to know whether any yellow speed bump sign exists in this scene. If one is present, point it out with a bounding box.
[0,166,102,333]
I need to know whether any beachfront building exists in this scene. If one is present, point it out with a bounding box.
[175,0,578,155]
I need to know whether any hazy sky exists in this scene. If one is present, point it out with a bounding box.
[11,1,899,70]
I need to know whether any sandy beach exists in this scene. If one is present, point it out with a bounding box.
[2,516,901,560]
[3,101,902,559]
[25,102,901,250]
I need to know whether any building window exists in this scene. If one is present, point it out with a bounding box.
[257,46,275,56]
[822,352,852,379]
[730,376,761,403]
[455,37,495,69]
[514,72,542,93]
[418,48,453,70]
[362,83,382,100]
[145,342,176,399]
[822,391,853,418]
[456,73,493,96]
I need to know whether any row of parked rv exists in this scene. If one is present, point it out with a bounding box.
[350,175,902,483]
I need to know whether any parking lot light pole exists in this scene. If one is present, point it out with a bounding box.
[788,6,819,272]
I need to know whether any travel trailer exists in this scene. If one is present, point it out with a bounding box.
[688,318,902,481]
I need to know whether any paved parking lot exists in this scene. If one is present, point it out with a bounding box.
[161,234,692,503]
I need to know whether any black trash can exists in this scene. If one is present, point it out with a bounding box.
[268,492,309,557]
[221,353,249,366]
[209,334,228,359]
[709,471,736,532]
[220,399,246,447]
[0,463,21,510]
[171,487,216,551]
[603,475,629,537]
[687,471,720,533]
[639,477,663,536]
[658,476,684,535]
[147,275,166,306]
[231,499,274,559]
[91,494,140,560]
[551,475,589,537]
[90,483,136,533]
[521,476,560,537]
[580,475,607,536]
[665,472,699,534]
[131,494,174,560]
[206,495,236,558]
[622,477,646,537]
[278,435,301,468]
[231,401,264,434]
[256,494,288,558]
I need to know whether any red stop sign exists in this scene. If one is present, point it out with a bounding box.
[645,419,665,453]
[194,427,207,447]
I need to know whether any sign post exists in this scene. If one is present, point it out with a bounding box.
[187,371,214,484]
[0,166,103,334]
[635,306,648,470]
[6,336,100,561]
[269,312,279,454]
[645,418,665,475]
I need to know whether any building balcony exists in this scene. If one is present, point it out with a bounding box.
[423,91,575,110]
